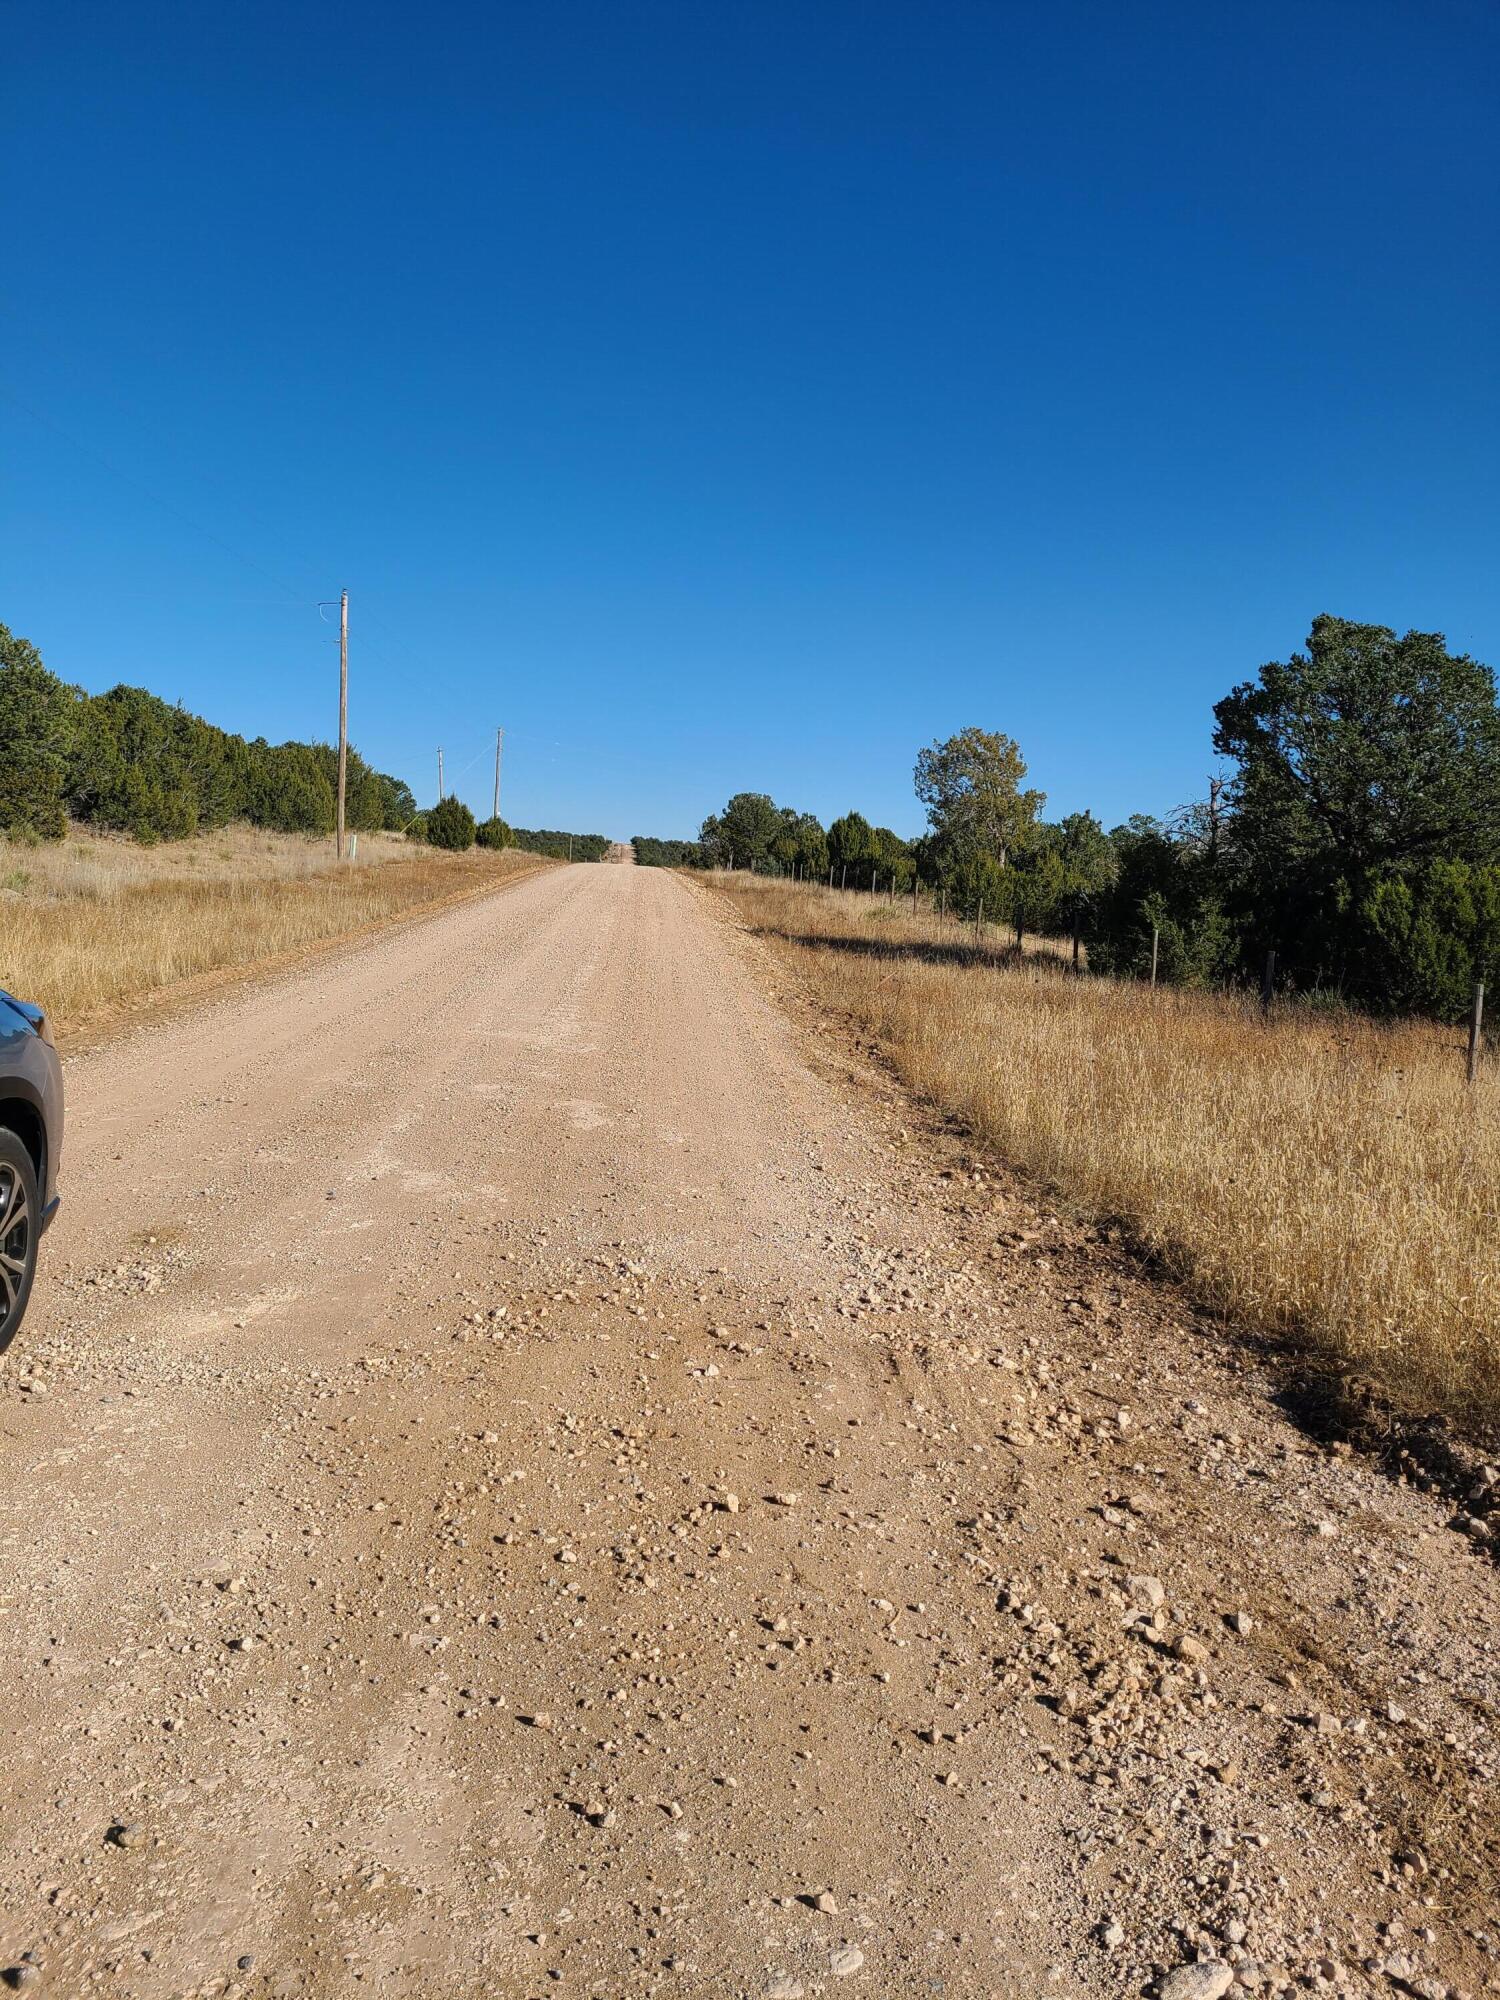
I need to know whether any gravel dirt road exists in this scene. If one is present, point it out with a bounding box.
[3,863,1497,2000]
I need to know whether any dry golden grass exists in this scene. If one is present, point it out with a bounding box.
[0,823,548,1037]
[717,872,1500,1428]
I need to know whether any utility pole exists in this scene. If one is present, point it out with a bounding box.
[336,590,348,860]
[437,748,444,801]
[492,728,504,823]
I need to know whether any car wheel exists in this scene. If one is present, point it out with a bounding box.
[0,1128,40,1355]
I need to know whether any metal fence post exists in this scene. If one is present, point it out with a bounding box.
[1468,980,1485,1086]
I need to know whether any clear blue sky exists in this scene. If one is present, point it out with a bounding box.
[5,2,1497,839]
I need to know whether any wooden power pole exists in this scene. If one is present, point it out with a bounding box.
[437,748,444,801]
[493,728,504,822]
[336,589,348,860]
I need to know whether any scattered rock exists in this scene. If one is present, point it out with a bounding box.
[1159,1963,1234,2000]
[830,1946,865,1977]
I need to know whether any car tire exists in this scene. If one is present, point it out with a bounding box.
[0,1127,40,1355]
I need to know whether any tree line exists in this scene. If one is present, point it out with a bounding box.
[1,622,416,842]
[634,805,916,885]
[0,620,611,864]
[405,797,607,858]
[638,617,1500,1023]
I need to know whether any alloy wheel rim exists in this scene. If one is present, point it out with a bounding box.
[0,1162,31,1331]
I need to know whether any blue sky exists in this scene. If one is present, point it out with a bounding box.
[5,1,1498,839]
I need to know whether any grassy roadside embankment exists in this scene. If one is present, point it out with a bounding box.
[1,824,549,1040]
[714,871,1500,1432]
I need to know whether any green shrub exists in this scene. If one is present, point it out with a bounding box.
[0,751,67,840]
[0,625,71,839]
[475,815,512,850]
[427,795,476,851]
[948,851,1011,924]
[1361,860,1500,1019]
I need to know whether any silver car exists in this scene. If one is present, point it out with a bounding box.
[0,989,63,1351]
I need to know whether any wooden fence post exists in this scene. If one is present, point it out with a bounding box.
[1150,926,1159,987]
[1072,920,1081,974]
[977,897,984,940]
[1261,949,1276,1016]
[1468,980,1485,1086]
